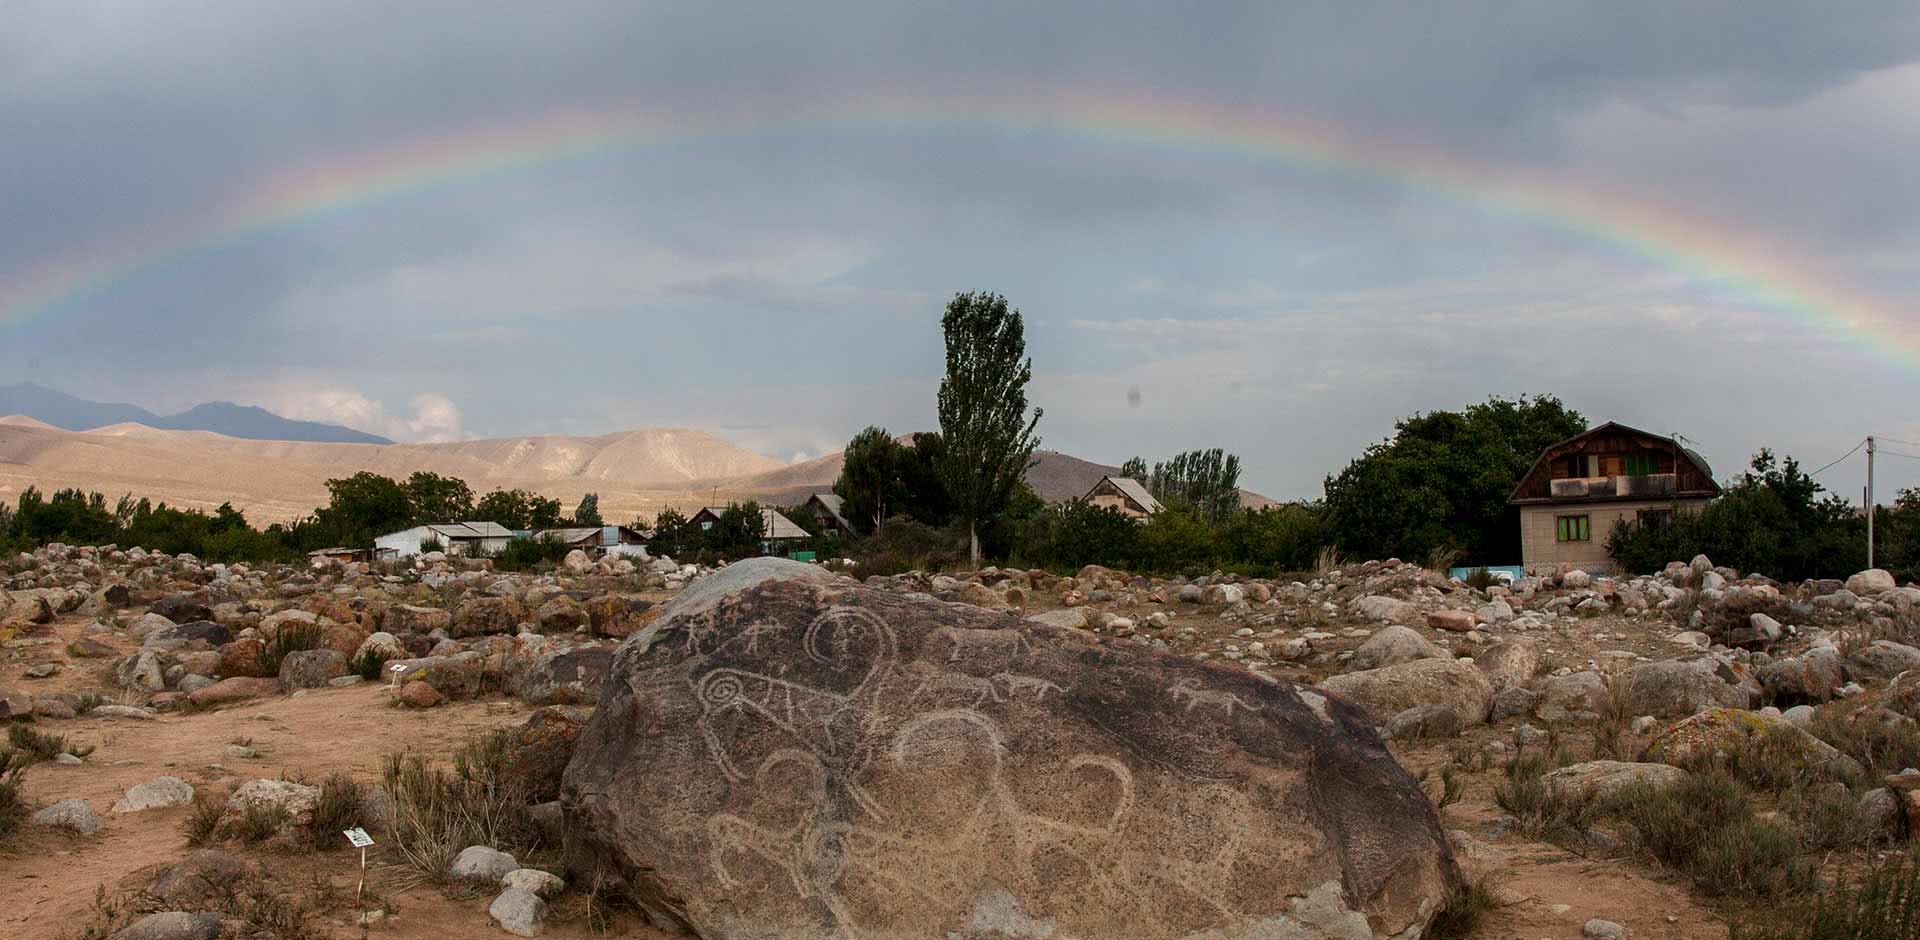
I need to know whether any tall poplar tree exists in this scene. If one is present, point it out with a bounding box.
[935,291,1043,563]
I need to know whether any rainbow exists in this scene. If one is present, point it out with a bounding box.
[2,88,1914,369]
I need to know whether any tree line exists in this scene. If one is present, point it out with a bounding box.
[4,290,1914,583]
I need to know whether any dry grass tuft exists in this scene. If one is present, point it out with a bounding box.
[380,730,540,883]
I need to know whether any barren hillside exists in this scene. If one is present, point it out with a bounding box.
[0,420,1275,526]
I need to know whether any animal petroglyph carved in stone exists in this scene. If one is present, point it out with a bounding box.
[1168,676,1262,716]
[993,671,1065,701]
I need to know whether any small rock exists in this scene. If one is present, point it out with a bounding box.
[113,776,194,813]
[1583,919,1628,940]
[489,886,547,937]
[502,868,567,898]
[450,845,519,882]
[111,911,222,940]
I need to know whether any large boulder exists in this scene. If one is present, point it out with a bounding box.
[387,604,452,635]
[1351,595,1418,623]
[388,652,487,699]
[1757,647,1845,703]
[187,677,282,709]
[1318,658,1495,726]
[502,706,590,802]
[1474,638,1541,691]
[1625,656,1758,719]
[564,558,1461,940]
[1643,708,1863,782]
[278,649,347,689]
[1846,641,1920,681]
[583,594,655,638]
[1891,669,1920,719]
[1846,569,1897,595]
[454,597,527,638]
[509,647,613,706]
[149,595,213,624]
[1345,625,1445,673]
[1543,761,1690,801]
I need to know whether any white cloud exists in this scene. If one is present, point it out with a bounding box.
[264,384,467,443]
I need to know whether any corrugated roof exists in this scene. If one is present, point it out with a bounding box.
[809,493,852,530]
[1104,476,1164,514]
[424,521,515,539]
[700,506,810,540]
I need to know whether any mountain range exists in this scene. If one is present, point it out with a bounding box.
[0,416,1271,526]
[0,383,393,444]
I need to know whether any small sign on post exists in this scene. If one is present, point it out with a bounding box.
[344,827,375,906]
[387,662,407,689]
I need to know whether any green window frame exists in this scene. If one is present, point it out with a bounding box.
[1556,514,1591,543]
[1624,453,1658,476]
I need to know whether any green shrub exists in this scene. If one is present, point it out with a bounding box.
[1809,707,1920,781]
[852,518,966,575]
[0,747,29,844]
[302,773,368,849]
[349,648,391,681]
[183,787,229,846]
[260,622,325,677]
[489,535,570,572]
[8,725,93,763]
[381,730,539,882]
[1491,744,1585,837]
[1426,876,1500,940]
[1603,773,1812,899]
[1731,853,1920,940]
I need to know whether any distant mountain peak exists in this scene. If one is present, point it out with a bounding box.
[0,382,394,445]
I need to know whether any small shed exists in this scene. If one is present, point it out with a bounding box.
[689,506,811,549]
[306,547,365,564]
[537,525,651,558]
[373,521,516,559]
[1083,475,1163,519]
[802,493,854,535]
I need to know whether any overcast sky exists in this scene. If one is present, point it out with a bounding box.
[4,2,1919,501]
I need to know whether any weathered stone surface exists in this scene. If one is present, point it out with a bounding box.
[1319,657,1495,726]
[1625,656,1758,718]
[396,680,442,708]
[1847,568,1896,595]
[1351,594,1417,623]
[564,558,1460,940]
[1757,647,1844,703]
[1543,761,1689,801]
[187,676,282,709]
[32,798,104,834]
[503,868,567,898]
[1345,625,1444,673]
[278,648,347,689]
[150,850,256,907]
[1848,641,1920,681]
[387,652,486,699]
[1644,708,1863,782]
[451,845,520,882]
[1425,610,1474,633]
[150,595,214,624]
[454,597,527,638]
[144,620,232,648]
[1383,703,1461,740]
[221,778,320,831]
[490,886,548,937]
[113,776,194,813]
[1890,669,1920,719]
[1024,607,1087,629]
[584,594,656,638]
[500,706,589,803]
[387,604,452,635]
[111,912,221,940]
[534,597,589,633]
[1474,638,1541,691]
[1537,671,1608,718]
[509,647,612,706]
[217,639,271,678]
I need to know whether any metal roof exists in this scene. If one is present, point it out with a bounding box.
[697,506,811,540]
[423,521,515,539]
[808,493,852,530]
[1091,475,1164,515]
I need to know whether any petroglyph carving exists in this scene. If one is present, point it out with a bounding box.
[993,671,1064,701]
[1168,677,1261,716]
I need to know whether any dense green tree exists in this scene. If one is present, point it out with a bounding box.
[1148,449,1243,526]
[474,489,533,529]
[1608,450,1863,579]
[402,471,475,524]
[833,426,907,535]
[525,494,565,529]
[648,508,693,558]
[935,291,1043,563]
[573,493,603,527]
[702,501,768,560]
[1017,498,1140,570]
[1323,396,1588,565]
[1135,503,1215,574]
[1221,503,1333,572]
[898,432,955,527]
[1119,457,1149,484]
[314,472,412,545]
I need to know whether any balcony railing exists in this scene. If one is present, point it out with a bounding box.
[1549,473,1676,499]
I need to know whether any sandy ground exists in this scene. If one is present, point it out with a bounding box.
[1,590,1740,940]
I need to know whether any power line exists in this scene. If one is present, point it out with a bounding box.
[1873,435,1920,449]
[1807,437,1867,477]
[1877,447,1920,461]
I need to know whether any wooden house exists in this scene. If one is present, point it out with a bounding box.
[1508,422,1720,573]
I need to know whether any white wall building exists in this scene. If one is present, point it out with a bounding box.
[373,521,515,559]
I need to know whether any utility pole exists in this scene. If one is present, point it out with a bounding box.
[1867,436,1876,569]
